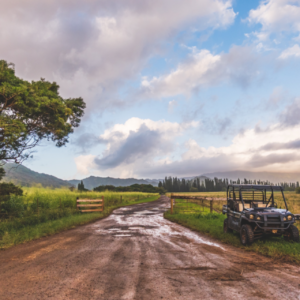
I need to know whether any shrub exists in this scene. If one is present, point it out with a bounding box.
[1,195,25,217]
[296,187,300,194]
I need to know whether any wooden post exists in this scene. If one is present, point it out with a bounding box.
[170,193,173,214]
[202,199,204,212]
[76,197,79,211]
[60,198,62,212]
[138,195,139,201]
[37,198,39,216]
[210,200,213,213]
[102,195,104,211]
[120,195,122,203]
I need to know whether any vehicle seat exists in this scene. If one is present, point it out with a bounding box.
[253,202,270,208]
[238,203,250,211]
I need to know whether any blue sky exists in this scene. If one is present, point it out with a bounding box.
[2,0,300,180]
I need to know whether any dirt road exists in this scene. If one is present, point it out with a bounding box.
[1,196,300,299]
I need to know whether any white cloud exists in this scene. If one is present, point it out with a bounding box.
[248,0,300,40]
[139,46,261,99]
[0,0,236,111]
[75,117,198,176]
[74,107,300,178]
[74,154,96,175]
[279,44,300,58]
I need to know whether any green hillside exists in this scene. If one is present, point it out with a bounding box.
[68,176,156,190]
[2,164,71,188]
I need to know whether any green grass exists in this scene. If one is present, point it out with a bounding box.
[0,187,159,249]
[165,200,300,264]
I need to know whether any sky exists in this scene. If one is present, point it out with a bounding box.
[2,0,300,180]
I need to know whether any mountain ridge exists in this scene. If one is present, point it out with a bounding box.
[202,170,300,183]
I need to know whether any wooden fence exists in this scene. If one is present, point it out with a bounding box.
[76,196,104,213]
[169,193,226,214]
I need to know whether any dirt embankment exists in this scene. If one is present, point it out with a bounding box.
[1,196,300,299]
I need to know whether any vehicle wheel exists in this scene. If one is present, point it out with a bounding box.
[224,218,233,233]
[284,225,300,243]
[240,225,254,246]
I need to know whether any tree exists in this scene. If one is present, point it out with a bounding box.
[78,181,85,191]
[0,60,86,164]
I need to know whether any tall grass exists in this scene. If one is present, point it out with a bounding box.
[0,187,159,248]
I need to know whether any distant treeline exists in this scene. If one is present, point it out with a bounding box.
[158,177,300,192]
[93,184,165,194]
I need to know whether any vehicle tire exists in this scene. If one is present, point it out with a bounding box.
[224,218,233,233]
[284,225,300,243]
[240,224,254,246]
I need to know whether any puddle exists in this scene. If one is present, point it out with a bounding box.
[114,234,132,237]
[134,210,153,215]
[94,202,224,250]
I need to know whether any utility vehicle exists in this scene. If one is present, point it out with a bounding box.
[222,184,300,245]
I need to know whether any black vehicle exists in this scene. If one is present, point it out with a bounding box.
[223,184,300,245]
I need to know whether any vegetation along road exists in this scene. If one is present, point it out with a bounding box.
[1,196,300,299]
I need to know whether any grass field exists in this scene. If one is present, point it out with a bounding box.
[167,191,300,215]
[0,187,159,249]
[165,192,300,263]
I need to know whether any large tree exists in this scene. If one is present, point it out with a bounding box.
[0,60,86,164]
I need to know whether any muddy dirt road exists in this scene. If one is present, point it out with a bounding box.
[1,196,300,299]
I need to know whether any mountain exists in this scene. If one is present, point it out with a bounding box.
[2,163,71,188]
[68,176,158,190]
[202,170,300,183]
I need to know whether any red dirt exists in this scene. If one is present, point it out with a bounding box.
[1,196,300,299]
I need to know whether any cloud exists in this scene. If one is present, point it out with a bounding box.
[74,117,198,176]
[0,0,236,111]
[248,0,300,40]
[279,97,300,127]
[279,44,300,59]
[74,112,300,178]
[138,46,262,99]
[260,139,300,151]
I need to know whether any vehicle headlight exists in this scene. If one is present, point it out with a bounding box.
[256,216,261,221]
[287,215,292,221]
[249,214,254,220]
[283,217,287,221]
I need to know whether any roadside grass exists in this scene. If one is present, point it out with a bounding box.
[165,200,300,264]
[168,191,300,215]
[0,188,159,249]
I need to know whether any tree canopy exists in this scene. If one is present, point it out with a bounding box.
[0,60,86,164]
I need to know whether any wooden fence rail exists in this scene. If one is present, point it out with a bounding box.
[77,196,104,213]
[169,194,227,214]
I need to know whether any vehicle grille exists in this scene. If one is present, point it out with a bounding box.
[267,215,280,221]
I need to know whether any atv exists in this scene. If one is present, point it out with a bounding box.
[222,184,300,245]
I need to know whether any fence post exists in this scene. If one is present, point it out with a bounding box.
[102,195,104,211]
[210,200,213,213]
[120,195,122,203]
[76,197,79,211]
[170,193,173,214]
[60,198,62,212]
[37,198,39,216]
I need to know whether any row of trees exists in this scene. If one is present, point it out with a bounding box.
[94,184,165,194]
[158,176,300,192]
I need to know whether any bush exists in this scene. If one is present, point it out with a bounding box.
[296,187,300,194]
[1,195,25,217]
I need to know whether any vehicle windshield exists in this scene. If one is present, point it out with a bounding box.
[227,185,288,212]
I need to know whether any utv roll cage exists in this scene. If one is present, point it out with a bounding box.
[227,184,288,212]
